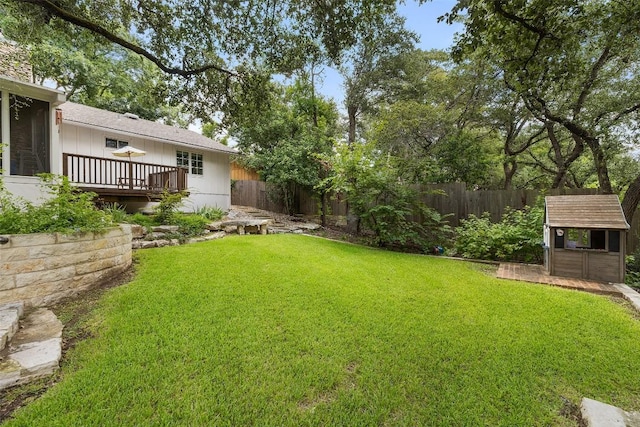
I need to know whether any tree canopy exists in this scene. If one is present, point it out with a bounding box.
[446,0,640,220]
[1,0,399,120]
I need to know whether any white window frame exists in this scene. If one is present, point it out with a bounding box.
[176,150,203,175]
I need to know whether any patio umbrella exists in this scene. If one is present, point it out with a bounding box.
[112,146,146,189]
[112,145,146,161]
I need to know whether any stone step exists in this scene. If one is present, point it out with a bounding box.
[0,302,24,352]
[0,308,63,391]
[581,397,640,427]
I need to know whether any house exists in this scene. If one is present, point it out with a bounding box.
[0,75,66,202]
[58,102,236,211]
[0,73,235,212]
[543,195,629,283]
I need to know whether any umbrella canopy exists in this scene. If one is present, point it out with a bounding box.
[112,146,146,158]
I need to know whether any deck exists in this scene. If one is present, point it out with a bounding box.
[496,262,621,295]
[63,153,188,201]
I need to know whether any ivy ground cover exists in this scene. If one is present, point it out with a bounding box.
[5,235,640,426]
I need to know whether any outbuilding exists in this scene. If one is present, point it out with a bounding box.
[543,195,629,283]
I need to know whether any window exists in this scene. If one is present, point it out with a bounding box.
[177,150,190,169]
[609,231,620,253]
[564,228,606,250]
[191,153,203,175]
[176,150,203,175]
[9,95,50,176]
[106,139,128,148]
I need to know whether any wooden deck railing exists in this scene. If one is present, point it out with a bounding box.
[62,153,188,193]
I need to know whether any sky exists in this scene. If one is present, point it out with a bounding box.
[317,0,463,107]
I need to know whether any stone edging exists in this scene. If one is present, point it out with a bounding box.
[0,225,132,307]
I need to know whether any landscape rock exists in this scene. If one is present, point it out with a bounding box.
[207,221,224,231]
[130,224,145,239]
[0,308,63,391]
[151,225,180,233]
[133,240,157,249]
[297,223,321,230]
[581,398,640,427]
[148,232,167,239]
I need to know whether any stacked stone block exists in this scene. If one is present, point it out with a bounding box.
[0,225,132,307]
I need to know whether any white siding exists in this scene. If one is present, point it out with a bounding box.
[60,122,231,211]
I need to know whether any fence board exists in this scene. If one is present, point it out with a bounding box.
[231,180,639,252]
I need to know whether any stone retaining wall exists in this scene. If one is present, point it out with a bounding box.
[0,225,132,307]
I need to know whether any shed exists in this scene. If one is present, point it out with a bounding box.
[543,195,629,283]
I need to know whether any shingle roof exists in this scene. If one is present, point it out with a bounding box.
[545,195,629,229]
[59,102,236,154]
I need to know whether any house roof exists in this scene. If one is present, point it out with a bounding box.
[545,195,630,230]
[58,102,236,155]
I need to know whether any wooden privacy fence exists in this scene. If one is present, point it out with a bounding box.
[231,180,640,252]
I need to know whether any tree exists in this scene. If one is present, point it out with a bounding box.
[231,79,338,216]
[368,50,502,188]
[446,0,640,221]
[339,11,417,144]
[1,0,399,120]
[324,140,451,250]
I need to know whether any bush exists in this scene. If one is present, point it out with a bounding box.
[174,214,210,237]
[325,141,452,253]
[625,252,640,291]
[0,175,113,234]
[195,206,225,221]
[154,190,187,224]
[362,187,452,251]
[126,212,156,228]
[102,203,128,224]
[453,205,544,263]
[0,191,32,234]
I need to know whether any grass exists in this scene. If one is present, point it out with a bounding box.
[4,234,640,426]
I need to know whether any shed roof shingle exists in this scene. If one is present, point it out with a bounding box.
[59,102,236,154]
[545,195,629,229]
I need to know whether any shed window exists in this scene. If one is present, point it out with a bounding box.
[565,228,606,250]
[609,231,620,253]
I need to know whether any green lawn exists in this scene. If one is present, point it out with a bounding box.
[5,235,640,426]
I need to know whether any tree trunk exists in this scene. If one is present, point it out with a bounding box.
[585,137,613,193]
[621,173,640,225]
[310,63,318,128]
[503,159,517,190]
[321,190,327,227]
[347,104,358,145]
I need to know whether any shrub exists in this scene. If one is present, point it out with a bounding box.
[0,175,113,234]
[325,141,452,253]
[363,186,452,251]
[0,191,32,234]
[195,206,225,221]
[174,214,210,237]
[102,203,128,224]
[453,205,544,263]
[126,212,156,228]
[625,252,640,291]
[154,190,187,224]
